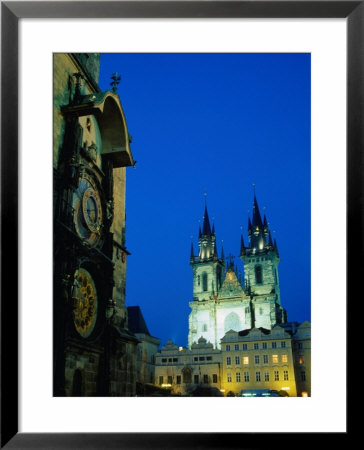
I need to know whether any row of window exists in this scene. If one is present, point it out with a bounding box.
[226,370,290,383]
[160,356,214,364]
[226,354,288,366]
[159,374,218,385]
[225,342,287,351]
[226,370,306,383]
[161,357,179,363]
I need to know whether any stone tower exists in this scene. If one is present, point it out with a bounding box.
[188,202,226,348]
[240,194,287,328]
[190,202,225,301]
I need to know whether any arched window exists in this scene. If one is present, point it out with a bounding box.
[182,367,192,384]
[255,265,263,284]
[197,275,200,286]
[202,272,208,291]
[71,369,82,396]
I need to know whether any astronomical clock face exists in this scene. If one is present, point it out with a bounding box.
[72,268,98,338]
[73,173,103,246]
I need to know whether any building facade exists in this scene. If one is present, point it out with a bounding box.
[188,196,287,349]
[53,53,139,396]
[155,337,222,395]
[220,325,298,396]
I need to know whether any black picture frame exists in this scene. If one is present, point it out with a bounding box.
[1,1,356,448]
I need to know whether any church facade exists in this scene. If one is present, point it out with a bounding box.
[188,196,287,349]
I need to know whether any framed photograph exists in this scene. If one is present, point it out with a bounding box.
[1,1,355,448]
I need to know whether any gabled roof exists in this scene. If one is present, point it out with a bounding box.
[127,306,150,336]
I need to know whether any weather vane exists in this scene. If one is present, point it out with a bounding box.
[110,72,121,93]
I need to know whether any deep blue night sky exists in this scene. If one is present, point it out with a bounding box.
[98,53,311,348]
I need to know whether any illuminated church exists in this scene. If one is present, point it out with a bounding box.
[188,195,287,349]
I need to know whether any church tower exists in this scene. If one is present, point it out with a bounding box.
[240,194,287,326]
[190,202,225,301]
[188,201,225,348]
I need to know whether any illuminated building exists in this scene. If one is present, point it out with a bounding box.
[220,325,299,396]
[188,195,287,349]
[154,337,222,395]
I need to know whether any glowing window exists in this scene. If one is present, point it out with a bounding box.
[272,355,279,364]
[299,356,304,365]
[243,356,249,365]
[282,355,288,363]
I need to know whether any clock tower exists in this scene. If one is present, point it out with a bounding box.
[53,54,139,396]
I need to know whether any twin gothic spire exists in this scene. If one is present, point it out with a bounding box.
[190,193,279,263]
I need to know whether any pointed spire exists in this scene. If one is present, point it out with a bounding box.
[190,241,194,262]
[240,234,245,256]
[202,203,212,236]
[268,230,274,247]
[274,237,279,255]
[221,241,225,261]
[252,195,263,229]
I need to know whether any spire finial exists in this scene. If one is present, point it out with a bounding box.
[110,72,121,93]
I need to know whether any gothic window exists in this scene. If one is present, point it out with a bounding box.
[255,265,263,284]
[197,275,200,286]
[224,312,242,333]
[202,272,208,291]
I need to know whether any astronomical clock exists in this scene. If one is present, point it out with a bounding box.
[53,53,137,397]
